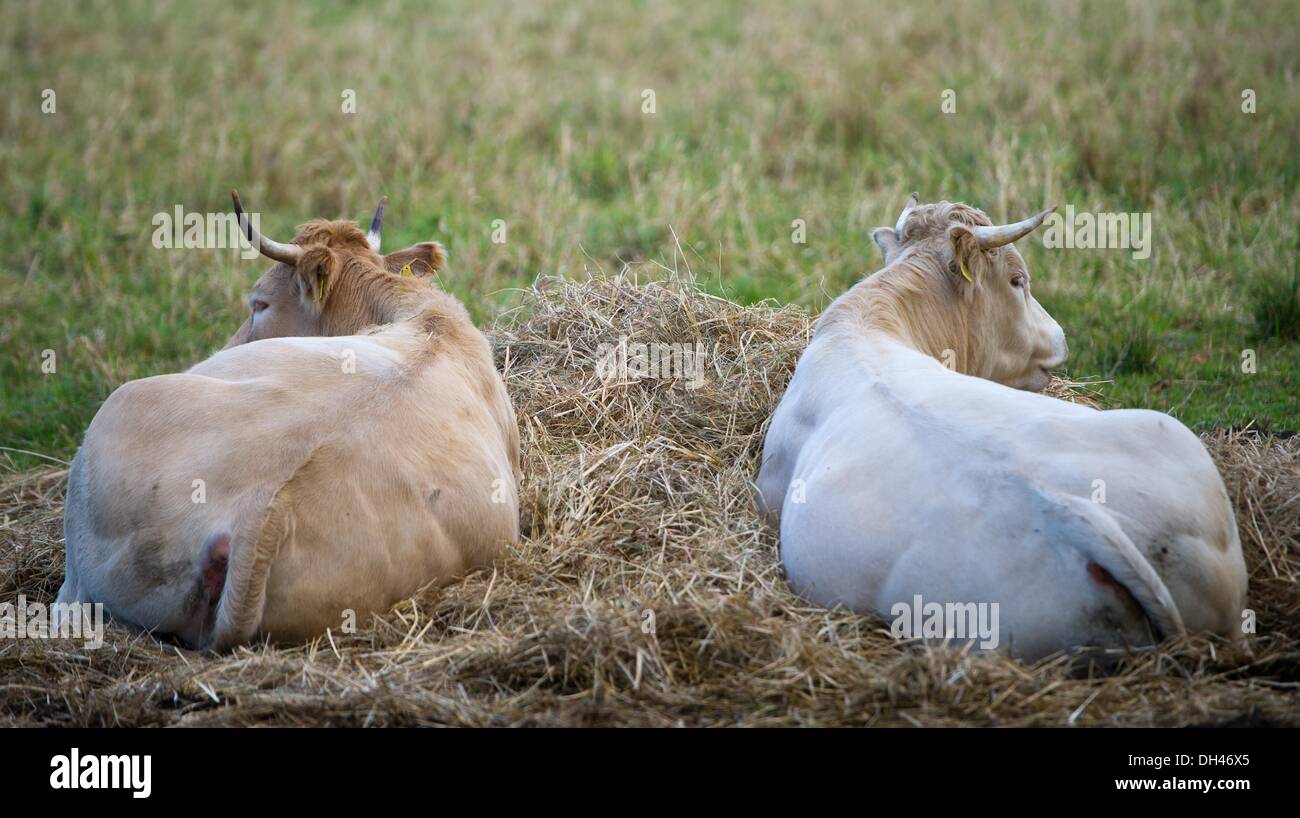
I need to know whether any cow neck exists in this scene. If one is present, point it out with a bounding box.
[810,300,963,433]
[382,284,465,329]
[816,261,974,377]
[813,319,939,389]
[323,268,469,339]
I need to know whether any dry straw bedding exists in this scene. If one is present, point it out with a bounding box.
[1,276,1297,727]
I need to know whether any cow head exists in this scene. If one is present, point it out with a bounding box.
[869,194,1067,391]
[224,192,446,348]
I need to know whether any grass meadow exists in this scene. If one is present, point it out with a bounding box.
[2,0,1298,464]
[2,0,1300,731]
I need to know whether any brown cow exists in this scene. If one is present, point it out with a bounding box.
[57,194,520,651]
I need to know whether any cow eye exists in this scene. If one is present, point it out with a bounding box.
[251,299,269,314]
[1011,274,1026,288]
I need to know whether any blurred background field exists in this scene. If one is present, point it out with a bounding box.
[1,0,1297,464]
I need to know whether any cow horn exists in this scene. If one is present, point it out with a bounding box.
[969,206,1057,251]
[231,190,303,265]
[366,196,387,251]
[894,191,919,233]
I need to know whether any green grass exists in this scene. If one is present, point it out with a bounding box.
[1250,263,1300,342]
[2,0,1298,467]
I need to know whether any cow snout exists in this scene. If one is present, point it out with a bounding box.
[1041,320,1068,371]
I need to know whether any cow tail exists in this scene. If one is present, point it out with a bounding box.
[1057,494,1186,640]
[206,489,291,652]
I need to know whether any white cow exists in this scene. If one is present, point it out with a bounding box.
[758,195,1247,661]
[57,194,520,651]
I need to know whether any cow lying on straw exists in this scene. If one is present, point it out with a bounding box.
[57,194,520,651]
[758,194,1247,661]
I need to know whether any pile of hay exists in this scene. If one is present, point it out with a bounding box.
[2,275,1297,726]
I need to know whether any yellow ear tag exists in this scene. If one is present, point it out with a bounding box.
[400,262,414,278]
[958,258,972,283]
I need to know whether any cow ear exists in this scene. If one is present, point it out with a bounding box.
[295,246,338,309]
[946,224,983,286]
[383,241,446,279]
[872,227,902,265]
